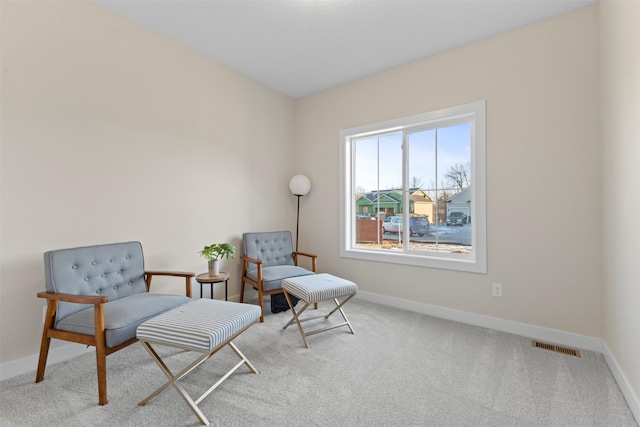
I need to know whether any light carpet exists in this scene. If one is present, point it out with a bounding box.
[0,298,637,427]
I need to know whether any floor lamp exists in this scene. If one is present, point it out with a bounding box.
[289,175,311,252]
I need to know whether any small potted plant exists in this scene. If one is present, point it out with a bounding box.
[199,243,236,277]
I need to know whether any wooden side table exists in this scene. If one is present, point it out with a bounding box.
[195,272,230,301]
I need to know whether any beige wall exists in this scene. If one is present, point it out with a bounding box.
[600,0,640,408]
[295,7,601,336]
[0,1,296,363]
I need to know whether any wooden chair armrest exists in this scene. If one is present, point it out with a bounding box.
[293,251,318,260]
[37,291,108,305]
[241,256,263,287]
[144,270,195,298]
[145,271,195,278]
[240,255,263,266]
[292,251,318,273]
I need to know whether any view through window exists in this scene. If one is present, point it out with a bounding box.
[340,101,486,273]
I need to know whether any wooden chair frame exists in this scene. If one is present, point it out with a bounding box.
[36,270,194,406]
[240,251,317,322]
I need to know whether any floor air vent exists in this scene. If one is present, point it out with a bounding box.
[532,340,581,357]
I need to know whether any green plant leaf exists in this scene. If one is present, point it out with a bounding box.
[199,242,236,260]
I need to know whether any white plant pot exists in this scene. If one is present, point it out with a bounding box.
[208,259,220,276]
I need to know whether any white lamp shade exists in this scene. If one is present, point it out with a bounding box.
[289,175,311,196]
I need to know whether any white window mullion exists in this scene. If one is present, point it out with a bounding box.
[402,132,410,251]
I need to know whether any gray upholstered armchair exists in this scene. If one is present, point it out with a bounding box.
[36,241,194,405]
[240,231,317,322]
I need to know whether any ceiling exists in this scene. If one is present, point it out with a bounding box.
[93,0,596,99]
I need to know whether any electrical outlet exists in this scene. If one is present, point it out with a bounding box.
[492,283,503,297]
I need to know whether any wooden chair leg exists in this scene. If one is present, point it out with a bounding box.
[240,279,245,303]
[258,288,265,322]
[35,336,50,383]
[36,301,57,383]
[94,304,108,406]
[96,342,108,405]
[184,276,192,298]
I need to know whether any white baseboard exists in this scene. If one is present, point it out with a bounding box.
[355,291,639,424]
[356,291,603,351]
[602,341,640,423]
[0,342,93,382]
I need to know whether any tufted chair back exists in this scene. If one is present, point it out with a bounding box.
[44,241,147,326]
[242,231,295,272]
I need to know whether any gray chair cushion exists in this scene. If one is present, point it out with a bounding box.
[56,292,190,348]
[245,265,314,291]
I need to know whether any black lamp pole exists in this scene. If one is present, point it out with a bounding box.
[295,194,302,252]
[289,175,311,253]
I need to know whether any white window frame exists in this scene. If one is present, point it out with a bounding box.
[339,100,486,273]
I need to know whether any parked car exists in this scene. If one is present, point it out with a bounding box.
[382,216,402,233]
[408,216,430,236]
[447,211,468,226]
[383,215,430,236]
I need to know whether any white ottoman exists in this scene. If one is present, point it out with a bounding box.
[281,273,357,348]
[136,299,261,426]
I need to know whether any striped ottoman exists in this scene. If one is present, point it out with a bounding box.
[136,299,260,426]
[281,273,357,348]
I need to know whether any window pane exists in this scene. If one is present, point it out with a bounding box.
[435,124,472,255]
[354,134,402,193]
[353,134,402,247]
[352,125,472,255]
[406,124,472,255]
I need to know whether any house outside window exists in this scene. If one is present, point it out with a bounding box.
[339,101,486,273]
